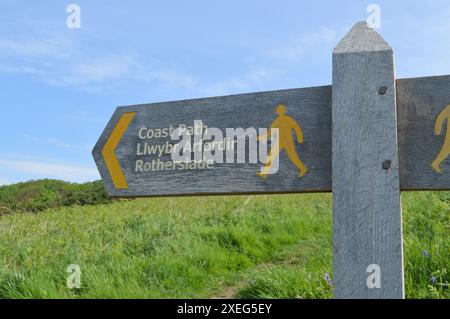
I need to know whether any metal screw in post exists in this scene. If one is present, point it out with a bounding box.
[379,86,387,95]
[382,160,391,170]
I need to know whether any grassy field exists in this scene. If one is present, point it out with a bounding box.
[0,190,448,299]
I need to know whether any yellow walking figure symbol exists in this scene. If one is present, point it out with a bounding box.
[431,104,450,173]
[257,104,308,178]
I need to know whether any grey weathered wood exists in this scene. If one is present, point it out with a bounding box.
[332,22,404,298]
[93,74,450,197]
[397,75,450,190]
[93,85,332,197]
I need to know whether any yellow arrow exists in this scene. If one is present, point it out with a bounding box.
[102,112,136,189]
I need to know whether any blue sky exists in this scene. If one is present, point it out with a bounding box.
[0,0,449,185]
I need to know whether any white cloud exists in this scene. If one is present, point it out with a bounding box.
[0,21,337,96]
[199,67,275,96]
[19,134,92,153]
[0,64,38,75]
[0,159,99,183]
[0,33,197,92]
[266,26,338,63]
[45,138,78,151]
[44,53,141,89]
[197,27,338,96]
[0,34,71,59]
[145,69,198,90]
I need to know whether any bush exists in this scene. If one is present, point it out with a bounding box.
[0,180,112,215]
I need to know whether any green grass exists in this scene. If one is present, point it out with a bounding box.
[402,192,450,298]
[0,192,448,299]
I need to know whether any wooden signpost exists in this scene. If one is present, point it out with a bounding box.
[332,22,403,298]
[93,21,450,298]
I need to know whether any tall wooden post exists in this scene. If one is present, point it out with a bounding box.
[332,22,404,298]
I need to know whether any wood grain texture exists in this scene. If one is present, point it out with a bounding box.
[92,75,450,198]
[397,75,450,190]
[92,86,332,197]
[332,22,404,298]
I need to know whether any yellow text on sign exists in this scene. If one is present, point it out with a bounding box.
[432,104,450,173]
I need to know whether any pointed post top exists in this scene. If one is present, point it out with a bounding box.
[333,21,392,54]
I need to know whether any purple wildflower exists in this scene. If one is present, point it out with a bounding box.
[431,276,436,284]
[323,272,333,287]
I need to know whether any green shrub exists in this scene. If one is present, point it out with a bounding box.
[0,180,112,215]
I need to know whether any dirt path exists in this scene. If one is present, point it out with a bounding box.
[210,248,307,299]
[211,282,247,299]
